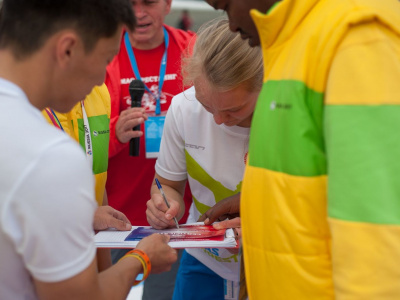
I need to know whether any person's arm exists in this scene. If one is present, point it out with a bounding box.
[101,190,108,206]
[146,173,186,229]
[198,193,240,224]
[96,246,112,272]
[93,205,131,231]
[105,60,147,157]
[213,217,241,239]
[96,191,118,272]
[146,95,188,229]
[325,22,400,298]
[93,202,132,271]
[33,234,177,300]
[12,140,176,300]
[214,217,241,254]
[198,193,242,254]
[114,107,147,144]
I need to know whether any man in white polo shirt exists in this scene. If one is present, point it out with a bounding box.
[0,1,177,299]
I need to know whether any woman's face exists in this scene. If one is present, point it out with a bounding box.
[194,75,259,128]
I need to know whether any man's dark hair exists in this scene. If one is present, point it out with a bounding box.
[0,0,135,59]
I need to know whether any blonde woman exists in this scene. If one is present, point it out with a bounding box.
[146,19,262,299]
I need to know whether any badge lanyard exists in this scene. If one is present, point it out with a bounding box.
[45,105,93,169]
[81,101,93,169]
[124,27,169,115]
[44,108,64,132]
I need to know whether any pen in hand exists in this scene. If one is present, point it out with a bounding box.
[155,178,180,229]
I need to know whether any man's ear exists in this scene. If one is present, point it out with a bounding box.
[164,0,172,15]
[55,32,79,68]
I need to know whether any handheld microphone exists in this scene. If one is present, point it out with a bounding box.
[129,79,145,157]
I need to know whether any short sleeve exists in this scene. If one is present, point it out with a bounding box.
[155,95,188,181]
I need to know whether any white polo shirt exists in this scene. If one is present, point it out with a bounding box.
[0,78,97,299]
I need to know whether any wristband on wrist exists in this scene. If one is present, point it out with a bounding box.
[120,249,152,286]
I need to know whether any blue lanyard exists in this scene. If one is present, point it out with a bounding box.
[124,27,169,115]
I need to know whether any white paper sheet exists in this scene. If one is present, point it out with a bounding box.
[95,223,237,249]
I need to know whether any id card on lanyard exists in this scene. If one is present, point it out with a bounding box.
[124,27,169,159]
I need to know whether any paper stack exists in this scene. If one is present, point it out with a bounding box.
[95,222,238,249]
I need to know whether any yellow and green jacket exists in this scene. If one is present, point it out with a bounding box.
[43,84,110,206]
[241,0,400,299]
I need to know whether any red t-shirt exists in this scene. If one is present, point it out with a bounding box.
[105,25,195,225]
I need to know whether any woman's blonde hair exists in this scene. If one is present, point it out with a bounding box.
[182,18,263,92]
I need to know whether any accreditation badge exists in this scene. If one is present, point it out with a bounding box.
[144,115,166,158]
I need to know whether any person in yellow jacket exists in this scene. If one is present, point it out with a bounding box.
[43,84,110,206]
[43,84,130,270]
[202,0,400,299]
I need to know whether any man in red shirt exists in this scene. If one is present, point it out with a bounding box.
[105,0,194,298]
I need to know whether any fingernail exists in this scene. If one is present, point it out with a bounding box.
[204,218,210,224]
[125,223,132,230]
[165,214,172,220]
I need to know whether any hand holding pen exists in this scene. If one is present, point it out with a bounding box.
[155,178,180,229]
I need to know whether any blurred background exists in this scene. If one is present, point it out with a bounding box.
[0,0,225,32]
[166,0,225,31]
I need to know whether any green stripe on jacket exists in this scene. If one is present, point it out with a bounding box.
[249,80,326,177]
[326,105,400,224]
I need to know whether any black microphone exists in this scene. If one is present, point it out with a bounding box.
[129,79,145,157]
